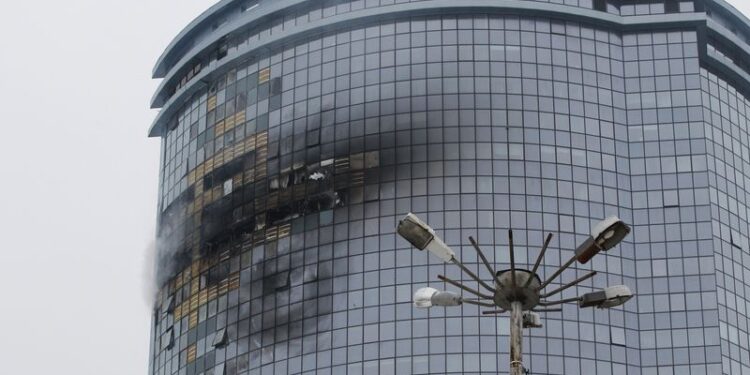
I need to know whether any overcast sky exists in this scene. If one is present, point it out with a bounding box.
[1,1,750,374]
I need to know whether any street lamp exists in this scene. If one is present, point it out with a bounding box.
[413,287,463,308]
[574,215,630,264]
[397,213,456,262]
[398,213,633,375]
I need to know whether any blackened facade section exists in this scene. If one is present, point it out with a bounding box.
[149,1,750,374]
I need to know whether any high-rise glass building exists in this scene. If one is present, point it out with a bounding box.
[148,1,750,374]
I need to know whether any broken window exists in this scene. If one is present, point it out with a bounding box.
[216,36,229,60]
[270,77,283,96]
[593,0,606,12]
[611,327,626,347]
[365,151,379,168]
[255,214,266,231]
[665,0,679,13]
[223,179,233,196]
[161,328,174,350]
[207,262,230,285]
[303,265,318,283]
[213,328,228,348]
[161,295,175,315]
[269,176,279,190]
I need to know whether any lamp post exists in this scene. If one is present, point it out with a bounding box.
[397,213,633,375]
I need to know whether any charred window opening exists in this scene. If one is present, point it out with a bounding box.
[267,204,295,224]
[266,191,341,226]
[270,77,283,96]
[207,262,231,286]
[216,36,229,60]
[203,157,245,191]
[160,186,194,222]
[156,246,192,285]
[161,295,175,316]
[664,0,679,13]
[269,173,292,191]
[174,61,203,94]
[593,0,606,12]
[231,204,254,227]
[290,265,319,287]
[202,199,234,244]
[255,214,266,231]
[263,271,289,294]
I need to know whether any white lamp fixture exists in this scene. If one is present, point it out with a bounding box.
[397,213,456,262]
[413,287,462,308]
[575,216,630,264]
[579,285,633,309]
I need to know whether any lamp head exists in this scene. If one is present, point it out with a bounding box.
[575,215,630,264]
[397,213,456,262]
[591,216,630,251]
[579,285,633,309]
[413,287,462,308]
[397,213,434,250]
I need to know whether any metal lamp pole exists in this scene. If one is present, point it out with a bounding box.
[509,301,523,375]
[398,213,634,374]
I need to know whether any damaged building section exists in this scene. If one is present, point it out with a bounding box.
[151,139,383,373]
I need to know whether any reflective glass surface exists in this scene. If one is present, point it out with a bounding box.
[149,2,750,374]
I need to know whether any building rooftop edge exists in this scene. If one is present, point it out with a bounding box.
[154,0,750,80]
[153,0,237,78]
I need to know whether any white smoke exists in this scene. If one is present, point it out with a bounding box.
[141,238,159,308]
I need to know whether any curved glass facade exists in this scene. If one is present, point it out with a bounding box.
[148,1,750,374]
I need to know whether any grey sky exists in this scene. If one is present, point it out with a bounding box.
[0,1,749,374]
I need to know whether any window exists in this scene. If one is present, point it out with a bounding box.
[217,36,229,60]
[270,77,283,96]
[665,0,680,13]
[213,328,228,347]
[161,295,174,315]
[593,0,607,12]
[223,179,233,196]
[161,328,174,350]
[611,327,626,347]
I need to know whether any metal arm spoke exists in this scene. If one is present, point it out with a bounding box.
[509,230,517,288]
[437,274,495,300]
[469,236,502,286]
[524,233,553,288]
[540,271,597,299]
[537,296,581,306]
[481,309,507,315]
[538,253,578,290]
[462,299,497,308]
[450,257,497,293]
